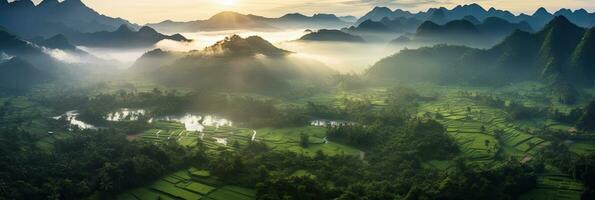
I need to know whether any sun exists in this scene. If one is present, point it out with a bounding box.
[216,0,236,6]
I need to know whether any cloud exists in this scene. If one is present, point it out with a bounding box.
[41,47,81,64]
[0,52,13,62]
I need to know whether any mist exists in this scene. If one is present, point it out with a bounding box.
[278,41,422,73]
[78,46,149,66]
[0,52,12,62]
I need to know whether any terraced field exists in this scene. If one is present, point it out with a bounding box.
[520,167,585,200]
[418,92,548,162]
[569,139,595,155]
[118,168,255,200]
[256,127,360,156]
[137,121,361,157]
[290,87,390,110]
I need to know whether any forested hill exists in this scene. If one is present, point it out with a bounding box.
[132,35,335,94]
[367,16,595,103]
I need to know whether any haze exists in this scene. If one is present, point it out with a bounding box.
[25,0,595,23]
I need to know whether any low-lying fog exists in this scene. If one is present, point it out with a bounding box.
[77,29,422,73]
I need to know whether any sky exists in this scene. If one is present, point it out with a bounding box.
[27,0,595,24]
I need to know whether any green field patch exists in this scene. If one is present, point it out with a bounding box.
[189,168,211,177]
[171,170,192,180]
[126,187,171,200]
[162,175,182,184]
[569,140,595,154]
[207,187,254,200]
[150,180,202,200]
[219,186,256,197]
[184,182,216,195]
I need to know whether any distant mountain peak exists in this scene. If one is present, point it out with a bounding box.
[299,29,365,42]
[138,26,158,34]
[575,9,588,14]
[37,34,78,50]
[116,24,133,32]
[312,13,339,20]
[534,7,551,16]
[209,11,245,19]
[372,6,392,12]
[459,3,486,12]
[543,15,575,29]
[282,13,307,18]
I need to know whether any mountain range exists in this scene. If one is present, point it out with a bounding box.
[393,17,533,47]
[299,29,365,43]
[367,16,595,103]
[357,4,595,31]
[146,11,352,33]
[132,35,335,93]
[0,0,137,38]
[65,25,190,48]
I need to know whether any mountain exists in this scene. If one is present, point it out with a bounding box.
[415,20,481,42]
[0,0,138,38]
[356,7,396,24]
[32,34,90,55]
[147,11,350,33]
[356,4,595,31]
[477,17,533,37]
[463,15,481,25]
[344,20,391,33]
[67,25,190,48]
[0,57,48,92]
[298,29,365,42]
[0,28,60,69]
[522,7,554,31]
[427,8,449,25]
[369,16,594,103]
[339,16,358,23]
[570,28,595,84]
[132,35,335,93]
[393,17,533,47]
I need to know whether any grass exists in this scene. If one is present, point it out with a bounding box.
[569,140,595,154]
[207,188,254,200]
[150,180,202,200]
[183,182,216,195]
[255,127,360,156]
[118,169,255,200]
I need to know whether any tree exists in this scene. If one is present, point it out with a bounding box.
[300,132,310,148]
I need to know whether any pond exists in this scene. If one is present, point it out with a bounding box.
[55,109,233,133]
[155,114,233,132]
[53,110,97,130]
[106,108,147,121]
[310,119,354,127]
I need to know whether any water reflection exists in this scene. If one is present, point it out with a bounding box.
[310,119,354,127]
[53,111,96,130]
[213,137,228,146]
[106,108,146,121]
[155,114,233,132]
